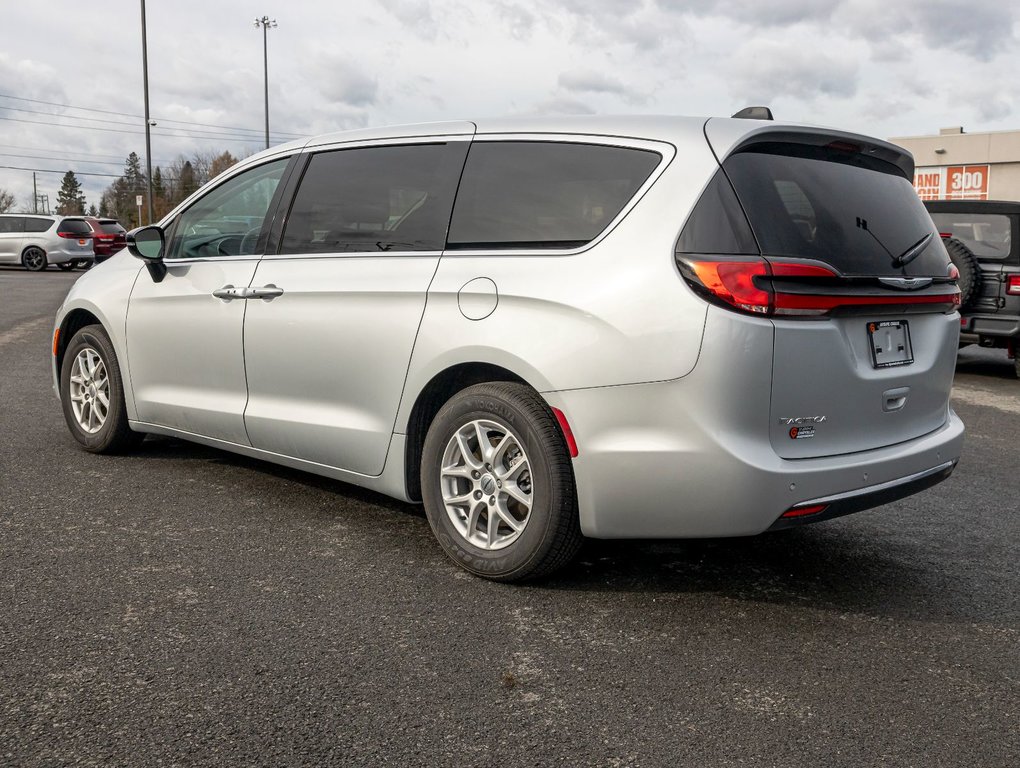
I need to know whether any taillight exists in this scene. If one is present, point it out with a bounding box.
[678,256,960,317]
[685,259,771,314]
[1007,275,1020,296]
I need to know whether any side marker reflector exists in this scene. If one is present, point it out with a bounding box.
[52,327,60,357]
[551,407,578,458]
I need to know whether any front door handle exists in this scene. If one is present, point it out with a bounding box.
[212,285,246,301]
[248,284,284,300]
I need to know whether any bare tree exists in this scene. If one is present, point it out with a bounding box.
[0,188,15,214]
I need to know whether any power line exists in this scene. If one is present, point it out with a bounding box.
[0,92,306,138]
[0,114,296,145]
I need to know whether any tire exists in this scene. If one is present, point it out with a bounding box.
[59,325,143,454]
[57,262,76,271]
[421,382,583,582]
[944,237,982,309]
[22,246,47,272]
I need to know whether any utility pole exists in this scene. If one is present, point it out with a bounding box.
[254,16,277,150]
[140,0,154,224]
[32,173,37,213]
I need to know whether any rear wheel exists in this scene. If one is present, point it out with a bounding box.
[59,325,143,454]
[421,382,582,582]
[22,246,47,272]
[944,237,982,309]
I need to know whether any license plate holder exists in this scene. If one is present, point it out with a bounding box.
[868,320,913,368]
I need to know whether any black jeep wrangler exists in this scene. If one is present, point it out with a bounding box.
[925,199,1020,378]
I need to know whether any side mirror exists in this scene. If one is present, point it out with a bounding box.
[127,226,167,282]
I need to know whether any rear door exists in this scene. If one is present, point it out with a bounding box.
[242,137,470,475]
[697,133,959,459]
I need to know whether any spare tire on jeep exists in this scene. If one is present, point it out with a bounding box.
[943,236,983,309]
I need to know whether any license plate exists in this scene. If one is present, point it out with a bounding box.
[868,320,913,368]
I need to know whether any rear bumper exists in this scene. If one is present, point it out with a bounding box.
[546,380,965,540]
[960,313,1020,341]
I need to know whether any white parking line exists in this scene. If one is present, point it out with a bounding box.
[0,316,49,348]
[952,385,1020,415]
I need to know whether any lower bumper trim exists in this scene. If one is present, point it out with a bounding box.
[768,459,957,531]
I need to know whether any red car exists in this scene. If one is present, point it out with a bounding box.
[84,217,127,263]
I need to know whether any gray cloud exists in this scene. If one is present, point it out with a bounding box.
[725,41,860,103]
[524,96,597,115]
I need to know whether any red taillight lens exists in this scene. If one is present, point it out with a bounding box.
[947,264,960,281]
[781,504,828,518]
[686,259,771,314]
[1007,275,1020,296]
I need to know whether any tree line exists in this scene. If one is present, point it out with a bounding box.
[0,150,242,225]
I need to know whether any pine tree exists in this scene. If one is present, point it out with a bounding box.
[55,171,87,215]
[87,203,99,217]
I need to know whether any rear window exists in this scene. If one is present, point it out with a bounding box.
[57,219,93,236]
[721,143,948,276]
[447,141,660,250]
[929,213,1012,260]
[98,221,126,235]
[24,218,54,233]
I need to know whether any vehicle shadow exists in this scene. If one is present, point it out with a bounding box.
[955,344,1016,380]
[133,436,1012,628]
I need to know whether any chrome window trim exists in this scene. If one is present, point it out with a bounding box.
[298,133,474,155]
[260,250,444,261]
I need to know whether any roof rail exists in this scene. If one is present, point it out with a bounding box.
[732,106,774,121]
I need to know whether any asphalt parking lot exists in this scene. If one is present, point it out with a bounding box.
[1,268,1017,767]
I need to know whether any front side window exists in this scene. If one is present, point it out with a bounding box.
[23,218,53,233]
[280,142,467,255]
[166,158,288,260]
[447,141,661,249]
[929,213,1012,259]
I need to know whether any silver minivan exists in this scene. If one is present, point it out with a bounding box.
[51,115,964,580]
[0,214,95,270]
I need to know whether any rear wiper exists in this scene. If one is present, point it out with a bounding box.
[891,232,933,267]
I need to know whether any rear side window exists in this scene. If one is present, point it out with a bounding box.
[24,218,53,233]
[929,213,1012,260]
[447,141,660,250]
[281,142,468,254]
[0,217,25,234]
[723,143,948,276]
[57,219,93,236]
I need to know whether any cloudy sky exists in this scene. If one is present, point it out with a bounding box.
[2,0,1018,211]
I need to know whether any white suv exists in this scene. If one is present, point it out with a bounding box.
[51,114,964,580]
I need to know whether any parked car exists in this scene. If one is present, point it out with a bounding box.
[51,114,964,581]
[924,199,1020,378]
[0,214,95,271]
[84,217,127,263]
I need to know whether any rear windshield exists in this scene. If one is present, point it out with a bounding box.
[929,212,1012,260]
[447,141,660,249]
[722,144,948,276]
[98,222,126,235]
[57,219,93,235]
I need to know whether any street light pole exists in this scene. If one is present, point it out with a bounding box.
[140,0,154,224]
[254,16,277,150]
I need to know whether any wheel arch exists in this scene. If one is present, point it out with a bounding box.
[55,308,104,380]
[403,362,531,503]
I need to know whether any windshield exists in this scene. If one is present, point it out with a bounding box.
[723,144,949,276]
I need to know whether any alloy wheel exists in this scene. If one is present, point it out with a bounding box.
[68,347,110,434]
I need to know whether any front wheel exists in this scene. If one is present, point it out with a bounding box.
[59,325,143,454]
[22,247,47,271]
[421,382,582,582]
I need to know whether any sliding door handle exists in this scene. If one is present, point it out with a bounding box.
[248,284,284,300]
